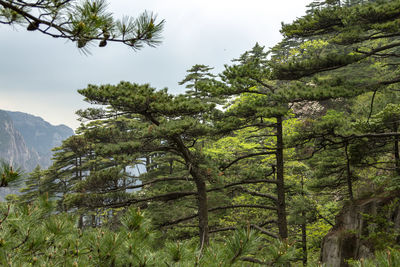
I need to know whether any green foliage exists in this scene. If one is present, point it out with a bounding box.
[0,198,301,266]
[0,160,22,187]
[0,198,153,266]
[19,166,45,203]
[349,248,400,267]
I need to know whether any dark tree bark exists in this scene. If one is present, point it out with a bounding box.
[193,175,209,246]
[301,176,307,266]
[172,135,209,247]
[393,123,400,176]
[276,115,288,239]
[344,142,354,202]
[78,214,83,229]
[301,216,307,266]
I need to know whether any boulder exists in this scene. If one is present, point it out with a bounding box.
[321,195,400,267]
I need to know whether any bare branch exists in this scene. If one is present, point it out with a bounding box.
[250,224,278,239]
[239,187,278,202]
[160,204,277,228]
[209,227,237,233]
[0,204,10,226]
[220,152,276,171]
[241,257,269,265]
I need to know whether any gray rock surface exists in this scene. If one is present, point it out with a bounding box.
[321,196,400,267]
[0,110,74,172]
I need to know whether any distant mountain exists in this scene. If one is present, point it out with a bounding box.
[0,110,74,172]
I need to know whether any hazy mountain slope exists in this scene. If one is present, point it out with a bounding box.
[0,110,40,171]
[6,110,74,169]
[0,110,74,172]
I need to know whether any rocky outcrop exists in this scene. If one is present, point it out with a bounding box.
[321,195,400,267]
[6,110,74,169]
[0,110,38,171]
[0,110,74,172]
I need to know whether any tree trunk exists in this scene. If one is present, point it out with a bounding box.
[301,176,307,266]
[78,214,83,229]
[193,175,209,247]
[393,123,400,176]
[145,156,151,172]
[301,213,307,266]
[79,156,82,178]
[276,115,288,239]
[172,134,210,247]
[75,157,79,181]
[91,214,96,227]
[344,142,354,202]
[169,159,173,174]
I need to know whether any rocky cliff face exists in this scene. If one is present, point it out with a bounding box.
[0,110,74,172]
[321,195,400,267]
[0,110,36,171]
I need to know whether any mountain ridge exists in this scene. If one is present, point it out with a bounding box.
[0,109,74,172]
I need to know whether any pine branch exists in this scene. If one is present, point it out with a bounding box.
[91,176,193,194]
[0,0,71,35]
[0,204,10,226]
[238,188,278,202]
[13,229,30,250]
[209,204,277,212]
[355,42,400,57]
[209,219,277,234]
[317,211,334,227]
[259,219,277,227]
[216,122,277,135]
[160,205,277,228]
[241,257,269,265]
[209,227,237,233]
[220,152,276,171]
[88,190,197,208]
[346,132,400,140]
[250,224,278,238]
[367,89,378,122]
[0,0,165,50]
[207,177,277,193]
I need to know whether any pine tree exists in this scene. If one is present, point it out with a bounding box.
[275,0,400,86]
[268,0,400,204]
[43,135,91,212]
[179,64,216,98]
[77,82,218,247]
[198,43,294,240]
[19,165,45,203]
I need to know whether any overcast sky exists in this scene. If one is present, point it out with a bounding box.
[0,0,312,130]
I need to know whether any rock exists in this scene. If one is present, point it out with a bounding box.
[321,195,400,267]
[0,110,74,172]
[0,110,37,171]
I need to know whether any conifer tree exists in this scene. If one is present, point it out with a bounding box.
[43,134,92,212]
[268,0,400,203]
[291,110,359,200]
[179,64,216,98]
[274,0,400,87]
[199,43,293,239]
[19,165,45,203]
[77,82,218,247]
